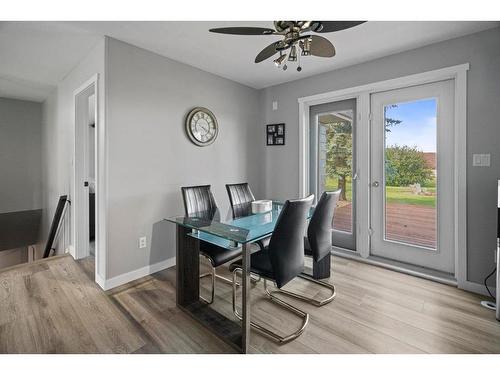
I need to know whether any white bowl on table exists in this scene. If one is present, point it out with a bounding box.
[251,200,272,214]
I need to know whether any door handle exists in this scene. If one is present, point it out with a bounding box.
[352,173,358,181]
[372,181,379,187]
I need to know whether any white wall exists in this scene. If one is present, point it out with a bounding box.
[105,38,262,279]
[0,97,42,213]
[260,27,500,285]
[41,39,105,268]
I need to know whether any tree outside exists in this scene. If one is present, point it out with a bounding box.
[324,120,352,201]
[385,145,433,187]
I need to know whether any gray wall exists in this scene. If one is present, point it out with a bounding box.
[0,97,43,266]
[0,97,42,213]
[106,38,262,279]
[41,39,105,264]
[260,27,500,284]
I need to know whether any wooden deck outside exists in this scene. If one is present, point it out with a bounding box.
[334,202,436,248]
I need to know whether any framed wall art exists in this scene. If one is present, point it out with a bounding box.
[267,123,285,146]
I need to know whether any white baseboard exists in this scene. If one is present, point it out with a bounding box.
[95,273,105,289]
[459,280,496,297]
[66,245,75,258]
[97,257,176,291]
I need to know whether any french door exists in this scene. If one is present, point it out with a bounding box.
[310,99,356,250]
[370,80,455,273]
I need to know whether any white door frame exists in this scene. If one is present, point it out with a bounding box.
[298,63,468,288]
[73,74,106,286]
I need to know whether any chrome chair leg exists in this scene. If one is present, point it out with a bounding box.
[266,272,336,307]
[250,274,261,284]
[231,267,309,344]
[199,254,244,304]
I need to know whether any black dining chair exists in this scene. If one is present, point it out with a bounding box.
[272,190,340,307]
[226,182,268,252]
[229,195,314,344]
[181,185,242,305]
[226,182,255,219]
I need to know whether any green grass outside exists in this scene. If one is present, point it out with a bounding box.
[324,176,436,208]
[385,186,436,207]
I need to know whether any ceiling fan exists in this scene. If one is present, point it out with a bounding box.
[209,21,365,72]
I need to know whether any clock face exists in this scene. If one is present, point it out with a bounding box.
[185,107,218,146]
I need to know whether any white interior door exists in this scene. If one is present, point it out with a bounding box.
[370,80,455,273]
[74,83,95,259]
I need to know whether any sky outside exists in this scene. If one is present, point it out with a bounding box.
[385,98,437,152]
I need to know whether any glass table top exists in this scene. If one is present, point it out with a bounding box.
[164,201,314,245]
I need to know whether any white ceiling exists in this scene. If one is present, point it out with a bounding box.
[0,22,101,101]
[1,21,498,102]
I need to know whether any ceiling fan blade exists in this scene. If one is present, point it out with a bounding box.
[312,21,365,33]
[309,35,336,57]
[255,41,280,63]
[209,27,275,35]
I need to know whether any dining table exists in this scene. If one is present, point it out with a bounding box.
[164,201,314,353]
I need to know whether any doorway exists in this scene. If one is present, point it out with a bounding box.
[370,80,455,273]
[309,99,357,250]
[74,78,97,262]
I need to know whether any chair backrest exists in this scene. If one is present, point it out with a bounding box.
[226,183,256,219]
[307,190,340,262]
[181,185,219,220]
[268,195,314,288]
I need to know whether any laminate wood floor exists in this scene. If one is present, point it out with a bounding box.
[0,255,146,353]
[1,254,499,354]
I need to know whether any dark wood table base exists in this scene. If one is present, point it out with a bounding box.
[176,225,250,353]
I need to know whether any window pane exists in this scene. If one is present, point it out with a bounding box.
[318,110,353,233]
[384,99,437,249]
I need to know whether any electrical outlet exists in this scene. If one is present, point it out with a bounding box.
[139,236,147,249]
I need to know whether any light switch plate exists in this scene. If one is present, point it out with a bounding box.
[272,101,278,111]
[472,153,490,167]
[139,236,147,249]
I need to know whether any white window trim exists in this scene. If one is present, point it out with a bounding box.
[298,63,469,288]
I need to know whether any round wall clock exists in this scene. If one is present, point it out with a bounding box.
[185,107,219,147]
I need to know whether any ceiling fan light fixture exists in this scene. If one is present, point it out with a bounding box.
[300,38,311,56]
[210,21,366,72]
[288,45,297,62]
[274,53,287,67]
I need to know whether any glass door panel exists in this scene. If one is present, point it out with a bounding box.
[310,99,356,250]
[383,99,437,249]
[319,111,353,233]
